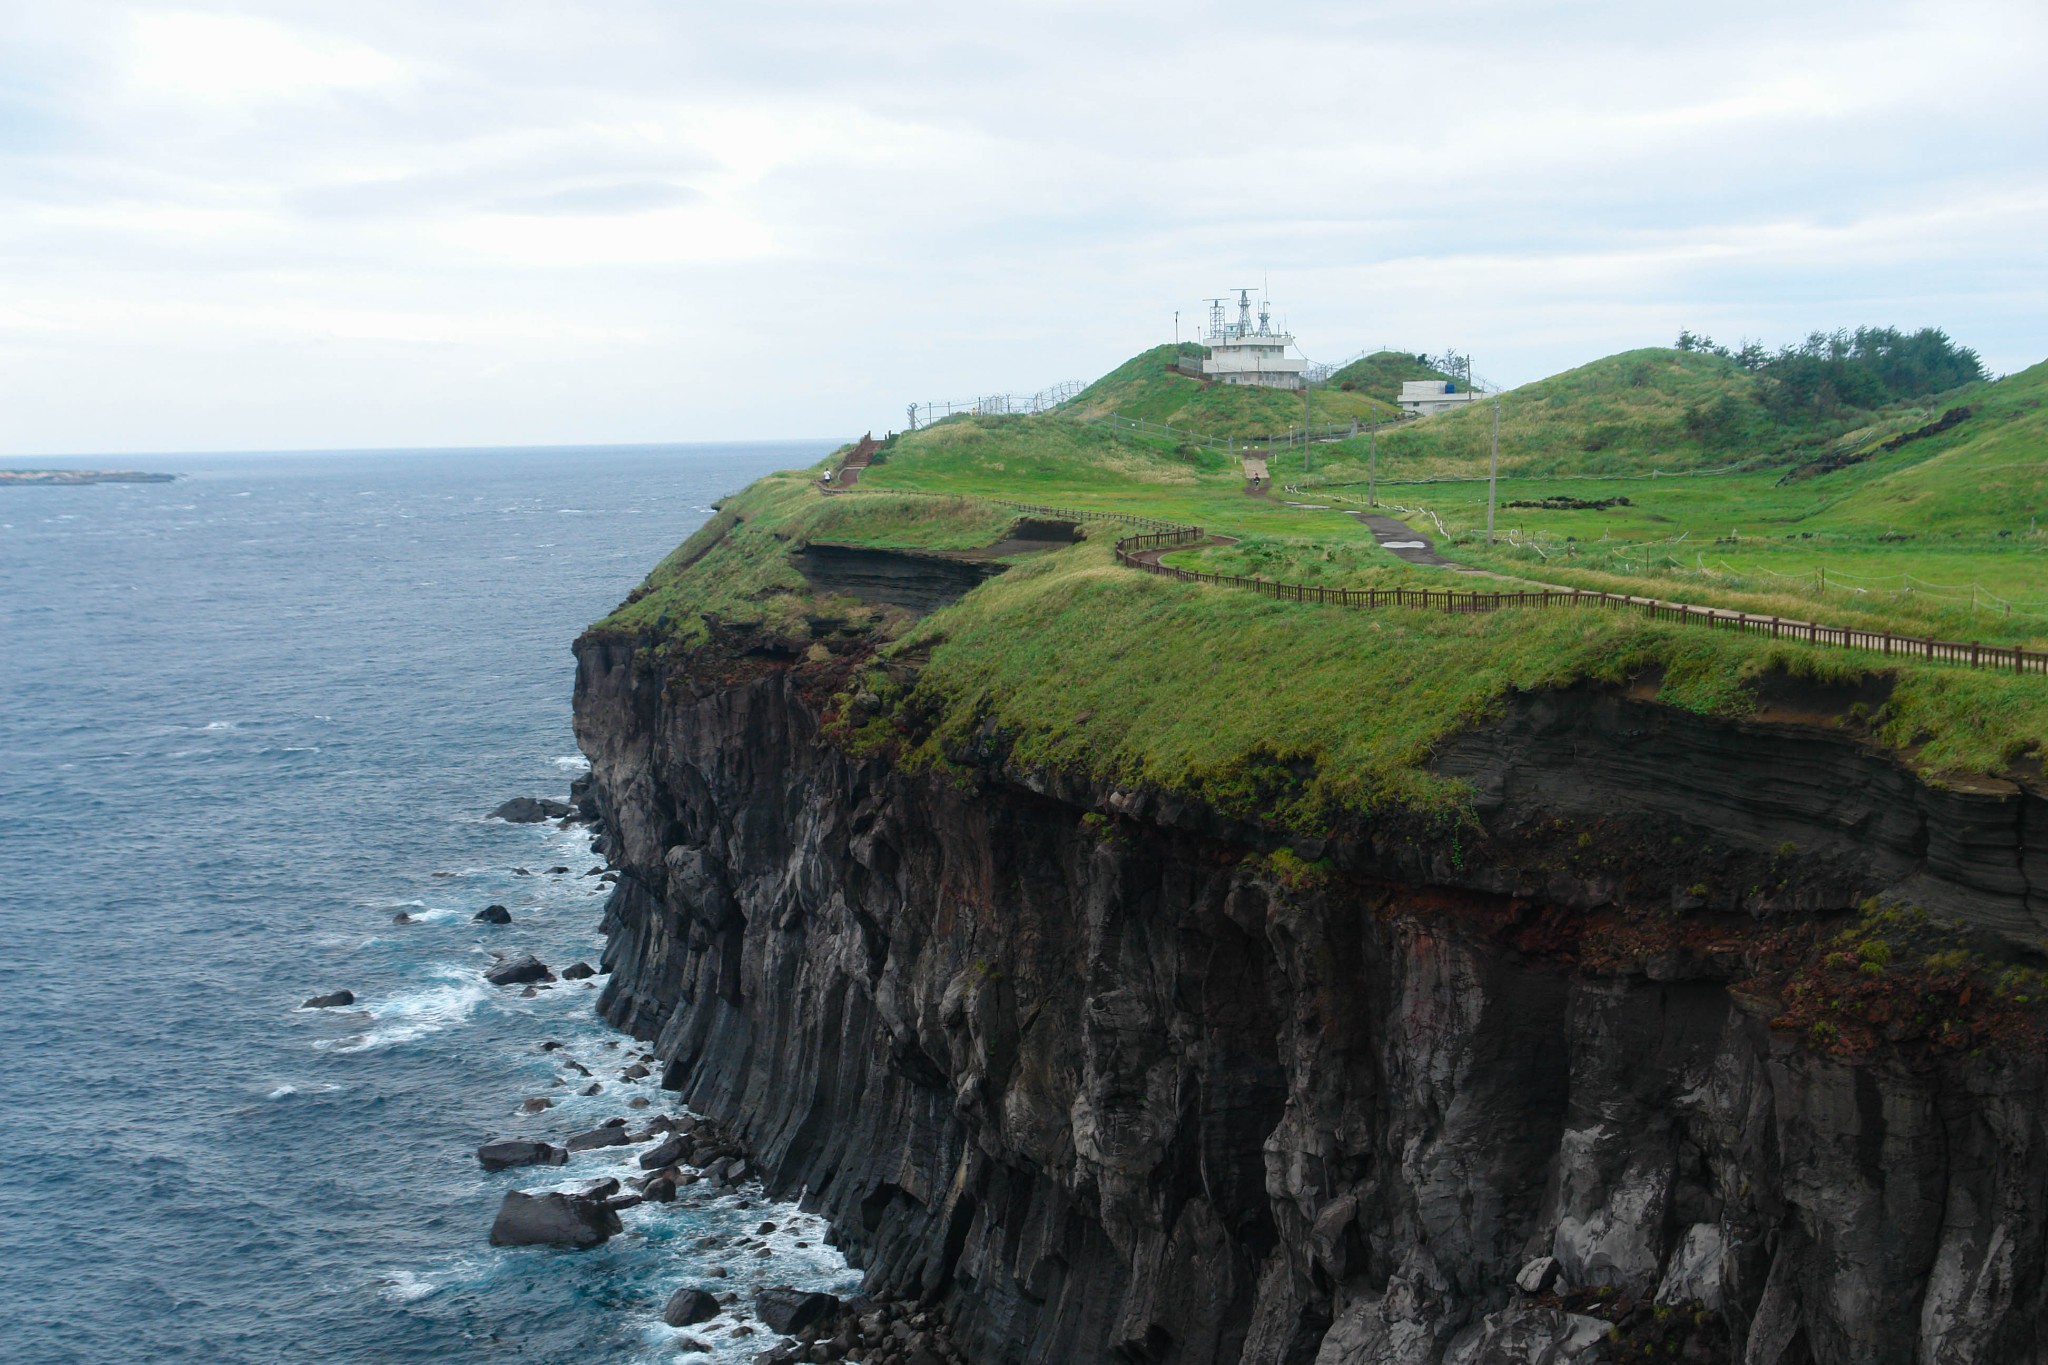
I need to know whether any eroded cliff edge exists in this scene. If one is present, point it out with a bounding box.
[573,630,2048,1365]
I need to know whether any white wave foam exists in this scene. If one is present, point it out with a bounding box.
[202,720,239,731]
[551,755,591,771]
[266,1084,297,1100]
[374,1270,438,1303]
[319,969,490,1052]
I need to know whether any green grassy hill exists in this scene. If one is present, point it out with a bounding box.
[1810,359,2048,536]
[1306,348,1789,481]
[1326,350,1453,403]
[1064,343,1399,438]
[590,332,2048,827]
[1314,337,1998,486]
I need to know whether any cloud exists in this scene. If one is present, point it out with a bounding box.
[0,0,2040,452]
[122,11,409,105]
[494,180,703,215]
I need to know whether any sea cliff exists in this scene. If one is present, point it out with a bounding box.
[572,617,2048,1364]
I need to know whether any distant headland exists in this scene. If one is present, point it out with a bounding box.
[0,469,178,486]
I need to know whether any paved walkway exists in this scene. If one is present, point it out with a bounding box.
[1348,511,1489,574]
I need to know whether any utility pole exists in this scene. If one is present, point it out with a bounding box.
[1367,421,1377,506]
[906,402,918,432]
[1302,382,1312,473]
[1174,311,1180,346]
[1486,393,1501,545]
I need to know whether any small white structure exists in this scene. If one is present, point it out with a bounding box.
[1397,380,1483,418]
[1195,290,1306,390]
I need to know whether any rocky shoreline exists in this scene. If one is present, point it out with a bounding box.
[457,779,966,1364]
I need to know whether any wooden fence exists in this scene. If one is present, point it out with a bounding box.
[1114,527,2048,676]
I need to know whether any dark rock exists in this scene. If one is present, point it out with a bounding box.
[476,1138,567,1171]
[562,962,596,980]
[664,1286,722,1327]
[566,1126,632,1152]
[547,866,571,874]
[520,1097,553,1113]
[473,905,511,924]
[488,797,550,823]
[754,1288,840,1336]
[392,912,416,924]
[487,1189,621,1248]
[578,630,2048,1365]
[603,1192,643,1212]
[301,990,354,1008]
[483,954,551,986]
[644,1176,678,1203]
[640,1134,688,1169]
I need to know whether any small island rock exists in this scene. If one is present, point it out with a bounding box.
[302,990,354,1009]
[483,954,552,986]
[476,1138,567,1171]
[487,1189,620,1248]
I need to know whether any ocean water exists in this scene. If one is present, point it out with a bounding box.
[0,444,859,1364]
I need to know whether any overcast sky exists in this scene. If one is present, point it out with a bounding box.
[4,1,2044,455]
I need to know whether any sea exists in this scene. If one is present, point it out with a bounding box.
[0,443,861,1364]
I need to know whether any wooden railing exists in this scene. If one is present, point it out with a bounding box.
[820,478,2046,675]
[1114,527,2048,675]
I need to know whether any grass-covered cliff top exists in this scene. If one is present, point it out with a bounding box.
[590,336,2048,819]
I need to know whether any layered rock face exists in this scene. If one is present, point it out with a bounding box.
[574,638,2048,1365]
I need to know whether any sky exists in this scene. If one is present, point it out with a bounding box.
[2,1,2044,455]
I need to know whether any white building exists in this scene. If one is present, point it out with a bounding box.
[1397,380,1484,418]
[1196,290,1306,390]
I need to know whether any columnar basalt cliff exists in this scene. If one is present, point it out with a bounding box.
[574,630,2048,1365]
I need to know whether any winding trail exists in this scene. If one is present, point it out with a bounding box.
[1346,511,1489,574]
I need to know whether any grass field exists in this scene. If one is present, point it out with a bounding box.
[591,337,2048,811]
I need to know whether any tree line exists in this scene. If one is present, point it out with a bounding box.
[1674,326,1984,450]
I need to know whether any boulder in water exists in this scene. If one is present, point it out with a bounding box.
[476,1139,567,1171]
[487,1189,620,1248]
[753,1287,840,1335]
[486,797,569,823]
[302,990,354,1009]
[483,954,551,986]
[639,1134,688,1170]
[473,905,511,924]
[566,1126,631,1152]
[664,1287,722,1327]
[561,962,596,980]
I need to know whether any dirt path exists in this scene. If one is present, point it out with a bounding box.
[1346,511,1491,573]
